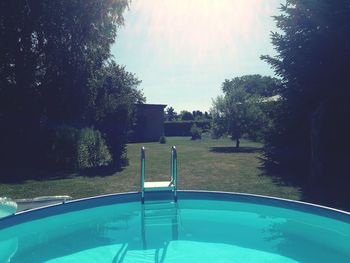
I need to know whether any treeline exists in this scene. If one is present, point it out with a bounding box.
[164,107,211,138]
[0,1,143,179]
[165,107,211,122]
[212,1,350,203]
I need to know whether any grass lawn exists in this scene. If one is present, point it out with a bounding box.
[0,136,302,201]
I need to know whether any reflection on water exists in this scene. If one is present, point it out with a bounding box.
[0,237,18,262]
[0,199,349,262]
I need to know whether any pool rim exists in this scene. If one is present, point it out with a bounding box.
[0,190,349,230]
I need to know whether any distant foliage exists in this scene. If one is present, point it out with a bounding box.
[211,75,278,147]
[159,135,167,144]
[190,124,202,140]
[164,120,211,136]
[165,107,177,121]
[210,105,226,140]
[165,107,212,122]
[180,111,194,121]
[193,110,212,121]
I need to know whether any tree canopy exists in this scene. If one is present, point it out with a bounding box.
[180,110,194,121]
[211,75,279,147]
[262,0,350,199]
[165,107,177,121]
[0,1,143,174]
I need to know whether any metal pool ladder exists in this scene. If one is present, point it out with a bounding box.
[140,146,178,203]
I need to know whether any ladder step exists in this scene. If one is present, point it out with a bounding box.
[144,202,176,209]
[144,181,173,188]
[144,213,177,220]
[144,200,171,204]
[144,181,174,188]
[144,204,176,210]
[145,222,179,227]
[144,209,176,217]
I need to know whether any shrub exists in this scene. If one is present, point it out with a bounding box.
[47,126,112,170]
[77,128,112,169]
[190,124,202,140]
[159,135,167,144]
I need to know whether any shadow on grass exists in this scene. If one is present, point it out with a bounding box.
[210,146,262,154]
[258,160,307,188]
[258,158,350,212]
[78,165,124,177]
[0,165,125,184]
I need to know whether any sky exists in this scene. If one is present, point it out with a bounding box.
[112,0,282,112]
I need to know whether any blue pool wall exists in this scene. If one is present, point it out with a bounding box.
[1,190,350,230]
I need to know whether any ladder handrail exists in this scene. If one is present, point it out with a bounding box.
[141,147,145,203]
[171,146,177,201]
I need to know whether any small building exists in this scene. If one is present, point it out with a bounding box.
[131,104,167,142]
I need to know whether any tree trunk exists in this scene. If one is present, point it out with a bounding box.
[236,138,240,148]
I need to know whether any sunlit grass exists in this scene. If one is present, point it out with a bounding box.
[0,136,302,200]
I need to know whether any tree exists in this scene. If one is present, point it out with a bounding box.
[222,75,280,97]
[204,112,211,119]
[211,75,279,147]
[261,1,350,199]
[192,111,196,119]
[165,107,177,121]
[180,110,194,121]
[0,1,141,172]
[89,61,144,167]
[192,110,204,120]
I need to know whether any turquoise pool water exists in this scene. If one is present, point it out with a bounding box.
[0,192,349,262]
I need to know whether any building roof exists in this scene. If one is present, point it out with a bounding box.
[135,103,167,109]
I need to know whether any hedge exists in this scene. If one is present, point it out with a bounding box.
[164,120,211,136]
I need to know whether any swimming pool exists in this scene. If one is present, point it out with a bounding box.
[0,191,349,262]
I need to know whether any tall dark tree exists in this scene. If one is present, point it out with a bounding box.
[0,1,142,172]
[262,1,350,199]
